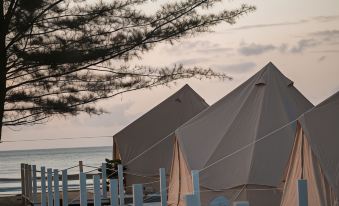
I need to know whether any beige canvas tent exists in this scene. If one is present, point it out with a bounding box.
[280,91,339,206]
[168,62,313,206]
[113,84,208,192]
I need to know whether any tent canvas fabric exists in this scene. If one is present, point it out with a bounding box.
[113,84,208,190]
[281,91,339,206]
[168,62,313,206]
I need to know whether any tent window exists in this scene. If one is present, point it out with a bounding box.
[255,82,266,86]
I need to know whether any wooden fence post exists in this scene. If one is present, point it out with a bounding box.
[80,172,87,206]
[184,194,198,206]
[62,169,68,206]
[133,184,143,206]
[192,170,201,206]
[28,164,33,201]
[102,162,107,198]
[20,163,25,198]
[40,166,47,206]
[233,201,249,206]
[54,169,60,206]
[22,164,28,205]
[32,165,38,205]
[118,164,124,206]
[79,161,83,173]
[110,179,119,206]
[47,168,54,206]
[159,168,167,206]
[298,179,308,206]
[24,164,29,200]
[93,175,101,206]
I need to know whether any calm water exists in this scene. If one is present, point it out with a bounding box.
[0,146,112,195]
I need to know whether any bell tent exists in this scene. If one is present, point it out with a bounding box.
[168,62,313,206]
[281,91,339,206]
[113,84,208,191]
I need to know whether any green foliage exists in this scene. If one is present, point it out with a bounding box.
[101,158,124,178]
[98,158,126,186]
[0,0,255,137]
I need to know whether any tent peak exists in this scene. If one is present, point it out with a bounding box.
[255,62,294,86]
[180,84,193,91]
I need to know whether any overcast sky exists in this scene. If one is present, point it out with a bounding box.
[1,0,339,151]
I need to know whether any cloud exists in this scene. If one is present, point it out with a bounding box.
[173,57,209,65]
[312,49,339,53]
[311,30,339,36]
[212,62,257,73]
[195,47,233,54]
[318,56,326,62]
[229,15,339,31]
[286,29,339,53]
[165,40,233,55]
[290,39,319,53]
[279,43,288,53]
[76,101,136,128]
[310,30,339,43]
[230,19,309,31]
[238,42,276,56]
[312,15,339,22]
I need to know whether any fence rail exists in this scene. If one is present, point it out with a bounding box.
[20,161,167,206]
[20,161,309,206]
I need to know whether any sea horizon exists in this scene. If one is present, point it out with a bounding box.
[0,145,112,153]
[0,146,112,195]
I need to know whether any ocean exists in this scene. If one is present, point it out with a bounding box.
[0,146,112,196]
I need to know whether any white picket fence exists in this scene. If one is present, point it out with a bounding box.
[20,162,309,206]
[20,161,169,206]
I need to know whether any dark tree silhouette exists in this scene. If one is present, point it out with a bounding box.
[0,0,255,140]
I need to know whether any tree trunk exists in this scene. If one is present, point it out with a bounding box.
[0,61,6,141]
[0,0,6,141]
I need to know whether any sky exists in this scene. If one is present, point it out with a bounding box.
[1,0,339,151]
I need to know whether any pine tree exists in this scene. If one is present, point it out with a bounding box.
[0,0,255,140]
